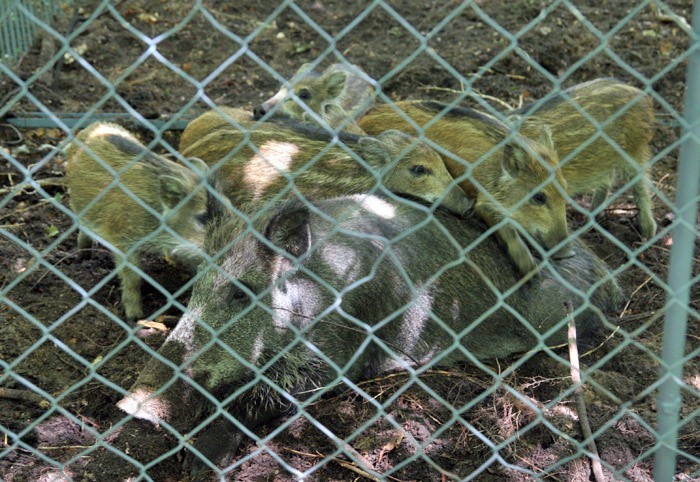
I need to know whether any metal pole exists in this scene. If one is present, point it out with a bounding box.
[654,1,700,480]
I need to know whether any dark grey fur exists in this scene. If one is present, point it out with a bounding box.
[122,194,622,474]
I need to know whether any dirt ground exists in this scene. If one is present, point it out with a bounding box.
[1,0,698,481]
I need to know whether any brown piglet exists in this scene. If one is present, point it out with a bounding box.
[180,123,472,218]
[66,122,209,322]
[511,78,657,238]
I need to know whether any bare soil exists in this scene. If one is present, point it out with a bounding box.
[1,1,698,481]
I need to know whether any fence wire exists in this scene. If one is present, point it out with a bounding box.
[0,0,70,66]
[0,1,699,481]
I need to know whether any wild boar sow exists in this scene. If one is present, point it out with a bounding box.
[119,194,622,475]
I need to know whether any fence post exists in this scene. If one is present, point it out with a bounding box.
[653,1,700,480]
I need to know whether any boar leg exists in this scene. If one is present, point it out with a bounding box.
[593,166,657,239]
[632,177,657,239]
[589,186,610,215]
[476,203,537,276]
[498,225,538,277]
[185,402,285,477]
[184,417,244,477]
[76,231,94,260]
[115,252,144,323]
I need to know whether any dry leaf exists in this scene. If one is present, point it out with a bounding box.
[136,320,168,332]
[137,12,159,24]
[377,431,404,464]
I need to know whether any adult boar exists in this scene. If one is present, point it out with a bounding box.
[118,194,622,477]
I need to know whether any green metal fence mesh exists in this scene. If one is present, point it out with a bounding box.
[1,1,698,481]
[1,0,70,66]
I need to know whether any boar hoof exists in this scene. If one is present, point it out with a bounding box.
[124,309,144,325]
[185,418,243,477]
[639,214,657,241]
[76,232,94,260]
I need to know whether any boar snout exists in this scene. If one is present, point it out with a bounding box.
[552,244,576,260]
[255,87,289,120]
[253,104,267,120]
[118,387,172,426]
[536,222,575,260]
[444,184,473,216]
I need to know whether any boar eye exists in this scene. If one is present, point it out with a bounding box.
[232,289,248,302]
[195,211,209,226]
[410,165,431,176]
[531,192,547,206]
[229,283,251,302]
[298,88,311,100]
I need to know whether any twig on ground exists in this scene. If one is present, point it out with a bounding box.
[0,198,52,222]
[618,275,654,317]
[332,458,381,481]
[418,85,516,110]
[0,176,67,196]
[283,447,323,458]
[565,300,606,482]
[341,442,377,473]
[580,326,620,358]
[0,387,49,408]
[38,444,93,451]
[0,123,24,145]
[651,3,691,31]
[283,447,388,482]
[472,90,516,110]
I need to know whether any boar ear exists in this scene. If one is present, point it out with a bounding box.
[186,157,208,178]
[376,129,412,146]
[203,174,235,222]
[357,136,390,168]
[321,103,349,128]
[322,70,347,100]
[290,63,315,85]
[265,204,312,258]
[536,123,555,152]
[294,63,314,77]
[158,174,194,209]
[357,130,410,168]
[500,140,529,179]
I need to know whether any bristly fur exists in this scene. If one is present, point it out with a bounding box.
[181,120,470,219]
[67,122,208,321]
[358,100,569,275]
[511,78,656,238]
[418,101,508,130]
[266,116,363,144]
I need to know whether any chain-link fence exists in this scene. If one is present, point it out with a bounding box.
[1,1,698,481]
[0,0,70,66]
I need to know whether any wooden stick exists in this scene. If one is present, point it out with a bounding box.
[0,387,49,408]
[0,176,67,196]
[565,300,606,482]
[332,458,381,482]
